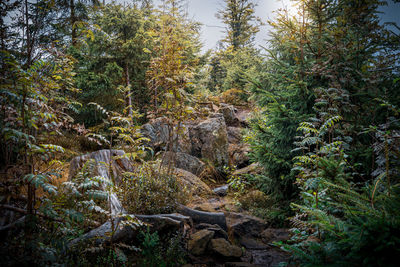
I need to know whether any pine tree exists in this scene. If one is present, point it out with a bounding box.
[216,0,260,50]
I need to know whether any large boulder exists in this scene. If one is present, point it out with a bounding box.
[208,238,242,258]
[163,151,205,176]
[188,229,214,255]
[189,116,229,169]
[174,168,212,196]
[226,212,267,239]
[141,117,192,154]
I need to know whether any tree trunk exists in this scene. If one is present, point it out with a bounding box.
[70,0,76,46]
[125,63,133,116]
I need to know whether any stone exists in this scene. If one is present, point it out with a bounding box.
[209,238,242,258]
[189,116,229,169]
[229,143,250,168]
[213,184,229,197]
[226,212,267,238]
[238,236,269,250]
[177,205,228,231]
[227,126,243,144]
[195,223,229,239]
[188,229,214,255]
[233,163,262,177]
[174,168,212,196]
[141,117,192,154]
[162,151,205,176]
[218,104,238,126]
[235,109,252,128]
[261,228,290,243]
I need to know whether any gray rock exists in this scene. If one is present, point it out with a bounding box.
[195,223,229,239]
[209,238,242,258]
[189,116,229,169]
[213,185,229,197]
[177,205,227,230]
[238,236,269,250]
[162,151,205,176]
[233,163,262,177]
[188,229,215,255]
[226,212,267,238]
[218,104,239,126]
[261,228,290,243]
[229,144,250,168]
[227,126,243,144]
[208,112,224,119]
[174,168,212,196]
[141,117,192,154]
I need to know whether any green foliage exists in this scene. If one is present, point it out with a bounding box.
[139,229,186,267]
[277,0,400,259]
[72,2,155,126]
[139,229,164,267]
[216,0,261,50]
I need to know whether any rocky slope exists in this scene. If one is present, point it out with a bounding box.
[68,103,290,266]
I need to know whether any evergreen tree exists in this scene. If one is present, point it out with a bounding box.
[216,0,260,50]
[72,2,155,125]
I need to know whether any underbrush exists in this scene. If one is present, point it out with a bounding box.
[138,228,187,267]
[118,162,190,214]
[226,167,292,226]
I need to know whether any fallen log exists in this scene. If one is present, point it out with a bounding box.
[0,216,26,234]
[176,205,227,230]
[68,213,191,248]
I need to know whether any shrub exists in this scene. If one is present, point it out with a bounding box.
[118,162,189,214]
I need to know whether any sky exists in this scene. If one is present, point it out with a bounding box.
[152,0,298,52]
[148,0,400,53]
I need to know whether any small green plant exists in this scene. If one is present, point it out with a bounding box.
[139,229,165,267]
[225,165,248,203]
[138,228,186,267]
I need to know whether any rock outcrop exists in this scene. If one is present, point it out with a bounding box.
[141,117,192,154]
[141,115,229,170]
[229,143,250,168]
[189,116,229,169]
